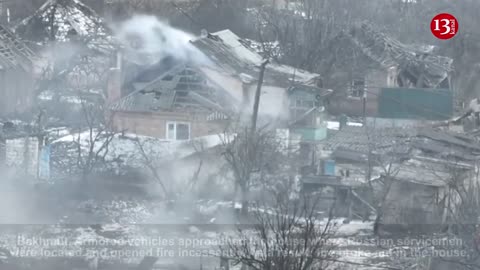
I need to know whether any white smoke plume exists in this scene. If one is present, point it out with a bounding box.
[112,15,208,66]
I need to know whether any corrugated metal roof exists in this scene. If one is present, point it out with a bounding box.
[393,160,457,187]
[322,126,480,162]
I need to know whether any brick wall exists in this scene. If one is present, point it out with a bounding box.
[327,68,388,117]
[107,67,122,104]
[111,110,224,139]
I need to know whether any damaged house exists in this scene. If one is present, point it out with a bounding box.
[108,29,332,141]
[14,0,113,54]
[191,30,332,142]
[108,62,233,140]
[0,24,37,116]
[14,0,115,104]
[328,22,454,124]
[303,125,480,230]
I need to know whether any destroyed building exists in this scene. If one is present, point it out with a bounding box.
[191,30,332,141]
[0,24,37,116]
[108,63,233,140]
[14,0,113,55]
[12,0,117,121]
[303,125,480,230]
[108,29,332,141]
[328,22,454,123]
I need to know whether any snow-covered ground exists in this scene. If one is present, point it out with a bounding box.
[52,132,230,167]
[326,121,363,130]
[0,192,439,270]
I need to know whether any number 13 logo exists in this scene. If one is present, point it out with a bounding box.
[431,13,458,40]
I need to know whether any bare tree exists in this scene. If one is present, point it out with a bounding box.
[133,136,170,199]
[434,158,480,269]
[74,98,116,182]
[221,125,284,216]
[221,177,338,270]
[363,127,402,235]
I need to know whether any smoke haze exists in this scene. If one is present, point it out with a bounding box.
[112,15,207,66]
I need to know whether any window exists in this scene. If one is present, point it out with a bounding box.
[351,79,365,98]
[293,99,315,109]
[166,122,191,141]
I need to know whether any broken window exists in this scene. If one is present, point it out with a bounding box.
[166,122,191,141]
[350,79,366,98]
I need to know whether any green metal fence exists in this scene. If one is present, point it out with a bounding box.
[378,88,453,120]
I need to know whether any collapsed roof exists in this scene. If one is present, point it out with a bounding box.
[110,64,232,114]
[14,0,114,54]
[0,24,36,71]
[348,22,453,89]
[191,29,322,88]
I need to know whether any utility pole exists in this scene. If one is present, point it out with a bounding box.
[240,59,268,217]
[250,59,269,134]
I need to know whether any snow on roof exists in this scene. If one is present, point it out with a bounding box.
[191,29,321,87]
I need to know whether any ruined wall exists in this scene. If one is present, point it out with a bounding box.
[111,110,224,139]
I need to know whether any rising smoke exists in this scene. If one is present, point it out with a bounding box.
[112,15,208,66]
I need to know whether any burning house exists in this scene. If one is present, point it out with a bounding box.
[0,24,37,116]
[108,29,333,141]
[108,62,233,140]
[328,22,454,124]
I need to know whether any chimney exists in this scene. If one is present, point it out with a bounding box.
[106,51,123,104]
